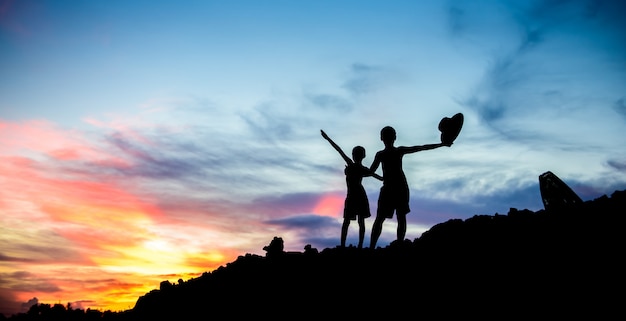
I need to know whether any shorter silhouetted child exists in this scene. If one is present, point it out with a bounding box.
[321,130,383,248]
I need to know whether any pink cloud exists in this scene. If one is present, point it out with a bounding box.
[0,120,130,167]
[312,194,344,217]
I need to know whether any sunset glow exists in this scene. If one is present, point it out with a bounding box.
[0,120,252,314]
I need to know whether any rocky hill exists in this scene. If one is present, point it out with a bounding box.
[131,189,624,319]
[6,189,624,320]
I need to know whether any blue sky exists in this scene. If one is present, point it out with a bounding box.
[1,0,625,315]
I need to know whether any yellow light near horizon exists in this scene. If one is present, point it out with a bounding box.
[95,244,184,275]
[143,239,173,252]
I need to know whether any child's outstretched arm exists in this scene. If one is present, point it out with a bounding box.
[401,142,450,154]
[369,171,383,181]
[321,130,352,165]
[366,152,384,181]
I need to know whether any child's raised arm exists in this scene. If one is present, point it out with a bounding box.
[321,130,353,165]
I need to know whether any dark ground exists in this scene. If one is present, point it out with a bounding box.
[5,189,624,320]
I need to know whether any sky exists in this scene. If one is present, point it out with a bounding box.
[1,0,625,316]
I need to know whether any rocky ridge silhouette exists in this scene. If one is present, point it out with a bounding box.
[132,189,624,319]
[4,189,624,320]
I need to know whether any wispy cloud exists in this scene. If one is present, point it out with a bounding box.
[607,159,626,172]
[266,214,338,230]
[447,0,626,164]
[614,98,626,121]
[0,272,61,293]
[342,63,408,97]
[305,93,353,112]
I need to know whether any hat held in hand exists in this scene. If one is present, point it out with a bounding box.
[438,113,464,145]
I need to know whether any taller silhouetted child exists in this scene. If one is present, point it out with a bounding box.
[369,126,450,249]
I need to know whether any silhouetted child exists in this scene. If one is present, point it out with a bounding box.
[369,126,450,249]
[321,130,383,248]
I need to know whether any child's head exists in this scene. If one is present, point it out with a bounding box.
[352,146,366,162]
[380,126,396,144]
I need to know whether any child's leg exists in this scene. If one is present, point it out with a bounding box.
[357,216,366,248]
[341,219,350,247]
[369,216,385,249]
[397,213,407,241]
